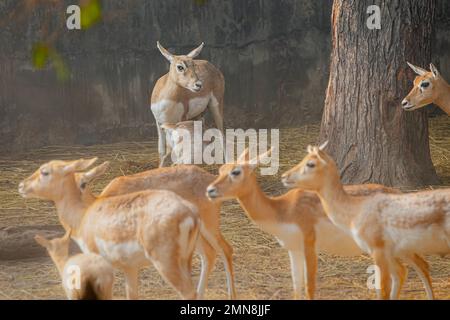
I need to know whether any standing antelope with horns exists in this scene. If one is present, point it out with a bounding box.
[35,229,115,300]
[206,148,433,300]
[100,164,236,300]
[19,159,200,300]
[402,62,450,115]
[282,143,450,300]
[151,42,225,167]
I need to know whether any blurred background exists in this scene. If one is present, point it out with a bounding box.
[0,0,448,153]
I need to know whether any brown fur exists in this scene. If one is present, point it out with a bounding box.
[151,42,225,167]
[403,62,450,115]
[100,164,236,299]
[282,146,447,299]
[20,159,200,300]
[206,149,405,300]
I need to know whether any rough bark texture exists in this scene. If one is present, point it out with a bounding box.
[319,0,439,187]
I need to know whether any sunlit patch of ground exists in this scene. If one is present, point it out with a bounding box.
[0,117,449,300]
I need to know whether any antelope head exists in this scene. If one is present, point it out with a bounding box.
[206,147,273,200]
[35,228,72,262]
[18,158,98,201]
[402,62,444,111]
[157,41,205,93]
[281,141,333,191]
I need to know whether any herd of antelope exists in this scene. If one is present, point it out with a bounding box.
[17,43,450,300]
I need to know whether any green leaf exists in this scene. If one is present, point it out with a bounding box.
[32,43,49,69]
[81,0,102,29]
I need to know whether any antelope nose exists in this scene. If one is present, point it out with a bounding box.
[194,81,203,90]
[206,186,217,198]
[402,99,408,107]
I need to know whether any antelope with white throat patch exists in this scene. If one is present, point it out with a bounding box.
[402,62,450,115]
[282,143,449,300]
[206,148,432,299]
[151,42,225,167]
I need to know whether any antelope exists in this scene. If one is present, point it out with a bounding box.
[19,158,200,300]
[282,143,450,300]
[151,41,225,167]
[402,62,450,115]
[206,148,435,300]
[161,121,206,165]
[35,229,115,300]
[100,164,236,299]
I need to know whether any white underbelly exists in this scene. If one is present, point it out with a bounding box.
[95,237,149,268]
[151,99,184,124]
[151,96,211,124]
[316,220,362,256]
[257,221,303,249]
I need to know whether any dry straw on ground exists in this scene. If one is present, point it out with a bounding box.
[0,117,449,300]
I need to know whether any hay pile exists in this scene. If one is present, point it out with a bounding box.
[0,117,449,300]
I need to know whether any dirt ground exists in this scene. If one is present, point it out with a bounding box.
[0,117,449,300]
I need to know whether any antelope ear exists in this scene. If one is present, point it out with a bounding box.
[80,161,110,186]
[187,42,204,59]
[307,145,314,154]
[407,62,427,76]
[157,41,174,63]
[258,146,274,162]
[34,234,50,248]
[248,147,274,165]
[63,158,98,174]
[319,141,329,151]
[430,63,440,78]
[237,147,251,164]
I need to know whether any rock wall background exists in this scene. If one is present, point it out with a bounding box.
[0,0,448,152]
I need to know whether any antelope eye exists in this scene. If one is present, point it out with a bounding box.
[420,82,430,88]
[80,182,87,190]
[306,161,316,168]
[231,169,241,176]
[41,170,49,176]
[177,65,185,72]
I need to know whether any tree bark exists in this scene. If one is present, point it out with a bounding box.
[320,0,439,187]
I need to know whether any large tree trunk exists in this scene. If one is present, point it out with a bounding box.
[320,0,439,187]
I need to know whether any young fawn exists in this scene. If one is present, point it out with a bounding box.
[19,158,200,299]
[207,148,434,300]
[35,229,114,300]
[100,164,236,299]
[282,143,449,299]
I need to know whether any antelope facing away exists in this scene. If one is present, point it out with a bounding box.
[100,164,236,299]
[35,229,115,300]
[19,159,200,300]
[402,62,450,115]
[151,42,225,167]
[282,143,450,299]
[206,148,433,300]
[161,121,206,165]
